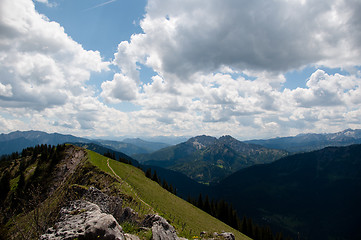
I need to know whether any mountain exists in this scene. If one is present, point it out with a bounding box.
[246,128,361,152]
[134,135,288,184]
[0,137,35,156]
[91,139,152,156]
[0,130,90,155]
[122,138,170,152]
[212,144,361,240]
[0,144,248,239]
[141,135,189,145]
[0,131,164,157]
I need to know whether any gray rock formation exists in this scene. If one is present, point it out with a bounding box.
[40,200,125,240]
[142,214,179,240]
[215,232,235,240]
[125,233,141,240]
[84,186,123,220]
[218,232,235,240]
[119,207,139,224]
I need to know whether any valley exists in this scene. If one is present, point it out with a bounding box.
[1,129,361,240]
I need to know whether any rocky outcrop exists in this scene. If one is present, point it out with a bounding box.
[41,186,235,240]
[40,200,125,240]
[84,186,123,219]
[216,232,235,240]
[119,207,139,224]
[142,214,179,240]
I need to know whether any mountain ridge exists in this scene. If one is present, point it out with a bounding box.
[0,130,170,156]
[246,128,361,152]
[135,134,288,183]
[0,144,248,239]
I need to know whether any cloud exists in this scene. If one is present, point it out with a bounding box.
[0,0,109,111]
[98,0,361,139]
[34,0,56,7]
[1,0,361,140]
[101,73,139,102]
[289,69,359,107]
[111,0,361,85]
[0,83,12,97]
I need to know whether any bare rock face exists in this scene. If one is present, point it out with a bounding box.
[142,214,179,240]
[40,200,125,240]
[84,186,123,220]
[217,232,235,240]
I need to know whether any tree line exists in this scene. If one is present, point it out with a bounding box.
[0,144,66,205]
[144,168,177,195]
[103,151,133,165]
[188,194,293,240]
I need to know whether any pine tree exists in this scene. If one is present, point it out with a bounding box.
[152,170,161,184]
[203,195,211,214]
[169,183,174,194]
[162,179,169,191]
[197,193,204,210]
[145,168,152,178]
[246,217,255,239]
[240,216,248,235]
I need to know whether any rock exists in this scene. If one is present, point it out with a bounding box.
[40,200,125,240]
[217,232,235,240]
[141,214,163,228]
[84,186,123,219]
[119,207,139,224]
[125,233,141,240]
[200,231,207,236]
[142,214,179,240]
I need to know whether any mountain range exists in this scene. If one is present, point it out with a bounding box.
[134,135,288,183]
[0,130,169,156]
[246,128,361,152]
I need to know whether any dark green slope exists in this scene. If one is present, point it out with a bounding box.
[213,144,361,240]
[141,165,210,199]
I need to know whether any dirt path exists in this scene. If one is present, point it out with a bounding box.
[106,158,154,211]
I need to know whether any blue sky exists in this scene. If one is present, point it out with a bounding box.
[0,0,361,140]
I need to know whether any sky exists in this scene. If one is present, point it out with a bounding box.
[0,0,361,140]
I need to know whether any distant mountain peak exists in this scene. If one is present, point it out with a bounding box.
[186,135,217,148]
[219,135,237,141]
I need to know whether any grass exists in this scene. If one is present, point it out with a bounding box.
[87,150,250,239]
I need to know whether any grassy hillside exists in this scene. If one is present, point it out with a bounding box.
[88,150,250,239]
[0,145,249,239]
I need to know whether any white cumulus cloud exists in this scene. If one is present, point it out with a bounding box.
[0,0,109,111]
